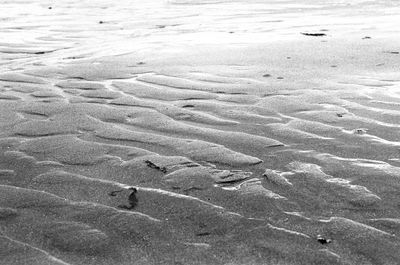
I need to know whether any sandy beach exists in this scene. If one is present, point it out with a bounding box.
[1,0,400,264]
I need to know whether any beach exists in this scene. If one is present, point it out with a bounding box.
[1,0,400,264]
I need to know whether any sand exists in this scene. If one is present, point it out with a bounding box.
[1,0,400,264]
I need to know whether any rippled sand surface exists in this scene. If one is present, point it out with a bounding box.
[1,0,400,264]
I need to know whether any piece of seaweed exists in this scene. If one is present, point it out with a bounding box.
[145,160,167,173]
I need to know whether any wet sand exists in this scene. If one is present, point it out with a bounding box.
[1,0,400,264]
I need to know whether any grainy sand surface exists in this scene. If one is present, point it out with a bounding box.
[1,0,400,264]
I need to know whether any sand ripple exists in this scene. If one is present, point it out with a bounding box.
[1,0,400,264]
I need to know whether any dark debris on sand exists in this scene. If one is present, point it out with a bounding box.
[109,187,139,210]
[107,187,138,210]
[182,104,195,108]
[301,32,327,37]
[145,160,167,173]
[317,234,332,245]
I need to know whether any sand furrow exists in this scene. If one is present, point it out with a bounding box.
[0,235,71,265]
[96,126,262,166]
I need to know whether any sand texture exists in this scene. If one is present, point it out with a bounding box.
[1,0,400,264]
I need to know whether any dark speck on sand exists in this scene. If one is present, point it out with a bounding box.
[301,32,326,37]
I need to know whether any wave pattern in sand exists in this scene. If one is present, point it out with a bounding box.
[1,0,400,264]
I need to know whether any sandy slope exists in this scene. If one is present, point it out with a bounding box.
[1,0,400,264]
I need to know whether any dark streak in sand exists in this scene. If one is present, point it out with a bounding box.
[195,232,211,236]
[301,32,326,37]
[145,160,168,173]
